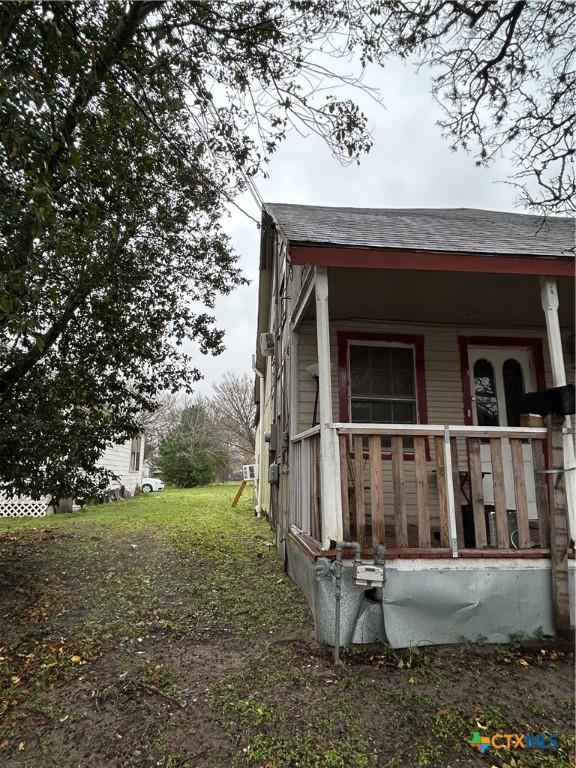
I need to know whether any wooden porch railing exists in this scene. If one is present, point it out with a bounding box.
[289,426,321,540]
[334,423,550,553]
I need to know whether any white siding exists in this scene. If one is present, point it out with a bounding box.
[98,437,145,494]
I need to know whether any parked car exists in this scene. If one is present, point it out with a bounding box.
[141,477,165,493]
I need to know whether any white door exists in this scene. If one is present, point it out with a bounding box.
[468,347,537,520]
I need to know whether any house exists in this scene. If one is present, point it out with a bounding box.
[97,434,146,497]
[0,435,145,518]
[253,203,575,649]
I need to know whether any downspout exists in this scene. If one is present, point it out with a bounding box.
[252,354,266,518]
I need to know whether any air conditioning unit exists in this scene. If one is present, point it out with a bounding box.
[260,332,274,356]
[242,464,258,481]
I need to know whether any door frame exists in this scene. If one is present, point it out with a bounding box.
[457,336,547,425]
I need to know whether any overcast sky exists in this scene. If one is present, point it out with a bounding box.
[189,57,521,396]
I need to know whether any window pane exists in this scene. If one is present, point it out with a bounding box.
[369,346,392,370]
[350,367,371,395]
[370,368,391,395]
[503,358,525,427]
[474,359,499,426]
[351,401,371,422]
[350,344,415,399]
[350,344,370,370]
[392,400,416,423]
[391,367,415,396]
[372,401,393,423]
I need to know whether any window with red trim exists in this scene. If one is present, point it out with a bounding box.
[338,332,428,453]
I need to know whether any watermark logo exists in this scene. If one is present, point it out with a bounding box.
[469,732,491,754]
[468,731,559,753]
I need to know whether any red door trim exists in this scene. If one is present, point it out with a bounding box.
[457,336,547,426]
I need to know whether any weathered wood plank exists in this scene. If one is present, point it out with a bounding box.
[231,480,247,509]
[510,439,530,550]
[546,414,571,633]
[490,438,509,549]
[414,436,430,548]
[532,438,550,548]
[392,436,408,547]
[467,438,487,548]
[310,435,321,541]
[339,434,351,541]
[353,435,366,546]
[369,435,385,547]
[434,436,449,548]
[450,437,465,549]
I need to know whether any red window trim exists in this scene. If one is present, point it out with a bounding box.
[457,335,547,426]
[337,331,429,459]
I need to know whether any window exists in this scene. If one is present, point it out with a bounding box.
[340,334,426,453]
[349,344,417,425]
[473,358,499,426]
[503,358,525,427]
[130,436,142,471]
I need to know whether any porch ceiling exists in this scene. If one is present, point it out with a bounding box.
[326,269,574,328]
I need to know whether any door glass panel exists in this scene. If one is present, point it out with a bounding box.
[474,359,499,426]
[503,358,525,427]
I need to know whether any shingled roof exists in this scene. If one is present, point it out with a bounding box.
[265,203,574,260]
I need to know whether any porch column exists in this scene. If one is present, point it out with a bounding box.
[289,329,299,438]
[315,267,343,548]
[540,277,575,540]
[288,328,299,526]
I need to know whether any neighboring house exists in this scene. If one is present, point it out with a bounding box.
[253,203,575,649]
[97,435,146,496]
[0,435,145,518]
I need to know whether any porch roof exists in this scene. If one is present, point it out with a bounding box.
[265,203,574,260]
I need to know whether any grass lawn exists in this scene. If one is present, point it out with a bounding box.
[0,485,573,768]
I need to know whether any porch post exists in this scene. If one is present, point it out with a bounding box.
[540,277,575,540]
[315,267,343,548]
[288,328,299,526]
[289,329,299,438]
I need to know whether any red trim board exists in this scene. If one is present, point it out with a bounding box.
[290,245,574,277]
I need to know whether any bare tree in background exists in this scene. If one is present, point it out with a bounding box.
[138,392,180,462]
[211,373,256,466]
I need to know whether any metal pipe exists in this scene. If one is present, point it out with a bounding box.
[333,541,361,665]
[372,542,386,633]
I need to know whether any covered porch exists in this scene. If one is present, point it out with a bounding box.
[287,264,574,568]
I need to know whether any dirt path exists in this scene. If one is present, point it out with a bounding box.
[0,486,573,767]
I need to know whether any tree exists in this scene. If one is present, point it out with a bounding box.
[366,1,575,212]
[0,1,375,500]
[1,1,572,500]
[155,401,227,487]
[138,391,180,462]
[211,373,256,466]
